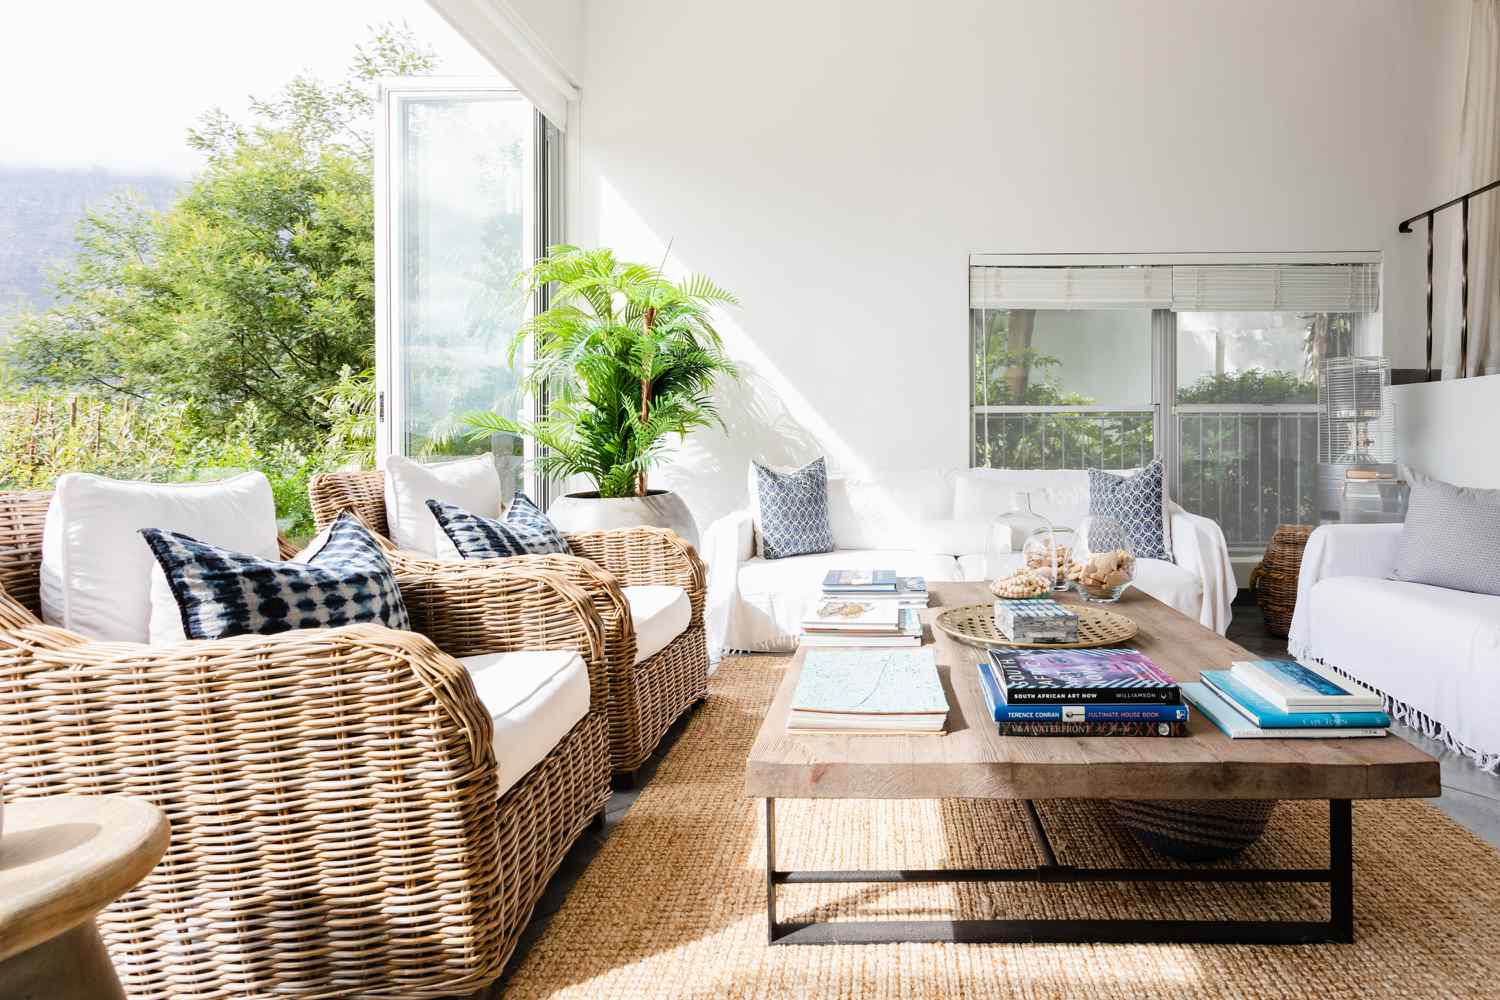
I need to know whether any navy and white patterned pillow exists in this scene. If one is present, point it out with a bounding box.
[754,458,835,560]
[142,512,410,641]
[426,492,571,560]
[1088,460,1170,561]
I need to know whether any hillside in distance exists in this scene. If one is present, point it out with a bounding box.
[0,164,181,317]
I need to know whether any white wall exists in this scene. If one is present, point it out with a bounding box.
[510,0,1470,529]
[1392,374,1500,489]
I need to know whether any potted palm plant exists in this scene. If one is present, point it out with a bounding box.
[463,245,739,548]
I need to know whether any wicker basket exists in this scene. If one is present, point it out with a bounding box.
[1251,523,1315,637]
[1112,799,1278,862]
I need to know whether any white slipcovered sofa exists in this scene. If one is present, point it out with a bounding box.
[702,467,1235,655]
[1289,522,1500,774]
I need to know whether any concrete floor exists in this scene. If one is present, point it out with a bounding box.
[491,598,1500,991]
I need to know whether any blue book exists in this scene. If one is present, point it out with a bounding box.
[1230,658,1383,712]
[822,569,898,592]
[977,659,1187,722]
[1183,683,1388,739]
[1200,671,1389,729]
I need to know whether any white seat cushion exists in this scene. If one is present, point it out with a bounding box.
[460,649,591,796]
[1305,576,1500,758]
[383,454,500,558]
[623,585,692,664]
[730,549,963,652]
[42,472,280,643]
[957,554,1202,622]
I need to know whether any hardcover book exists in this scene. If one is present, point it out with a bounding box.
[801,609,924,647]
[988,648,1180,704]
[825,576,930,606]
[1229,659,1384,712]
[788,648,948,733]
[993,599,1079,643]
[1200,671,1390,730]
[997,720,1186,737]
[977,658,1187,722]
[822,569,898,592]
[1183,682,1388,739]
[800,598,901,633]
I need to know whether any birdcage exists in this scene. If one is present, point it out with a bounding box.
[1315,356,1405,523]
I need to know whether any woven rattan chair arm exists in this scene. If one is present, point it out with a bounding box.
[0,581,42,630]
[398,564,610,713]
[0,621,512,996]
[309,469,389,536]
[563,526,707,625]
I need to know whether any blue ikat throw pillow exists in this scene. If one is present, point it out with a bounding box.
[142,512,410,641]
[1088,460,1171,561]
[426,492,571,559]
[754,458,835,560]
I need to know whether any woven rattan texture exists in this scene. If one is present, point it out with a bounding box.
[310,470,710,774]
[1255,523,1315,637]
[935,601,1139,649]
[501,654,1500,1000]
[0,490,610,999]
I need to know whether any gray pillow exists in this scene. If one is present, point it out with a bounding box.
[753,458,834,560]
[1391,468,1500,597]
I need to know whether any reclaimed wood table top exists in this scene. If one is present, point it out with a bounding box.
[0,795,169,963]
[745,582,1440,802]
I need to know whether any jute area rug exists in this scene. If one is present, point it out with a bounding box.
[503,655,1500,999]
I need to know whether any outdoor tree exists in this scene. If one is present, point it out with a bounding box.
[3,23,435,454]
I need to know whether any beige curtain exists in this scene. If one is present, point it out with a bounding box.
[1442,0,1500,377]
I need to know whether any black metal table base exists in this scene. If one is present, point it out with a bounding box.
[764,798,1354,945]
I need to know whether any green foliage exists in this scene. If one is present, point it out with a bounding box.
[0,371,375,539]
[463,246,740,498]
[3,23,426,457]
[1175,368,1317,404]
[0,26,414,530]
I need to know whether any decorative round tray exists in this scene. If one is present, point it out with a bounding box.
[934,602,1138,650]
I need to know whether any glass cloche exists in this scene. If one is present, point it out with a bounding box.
[1072,514,1136,603]
[985,492,1053,583]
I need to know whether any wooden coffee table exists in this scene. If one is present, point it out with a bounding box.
[745,581,1440,946]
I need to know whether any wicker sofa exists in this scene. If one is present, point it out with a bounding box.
[0,488,611,999]
[309,469,710,782]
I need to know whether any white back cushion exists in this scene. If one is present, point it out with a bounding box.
[827,472,954,550]
[42,472,279,643]
[952,469,1095,529]
[384,454,500,557]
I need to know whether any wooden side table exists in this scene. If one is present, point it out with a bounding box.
[0,795,169,1000]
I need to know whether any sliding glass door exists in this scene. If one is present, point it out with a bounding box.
[375,80,536,493]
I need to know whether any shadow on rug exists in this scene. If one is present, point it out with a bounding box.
[502,655,1500,999]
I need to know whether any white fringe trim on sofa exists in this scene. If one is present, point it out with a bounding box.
[1291,639,1500,775]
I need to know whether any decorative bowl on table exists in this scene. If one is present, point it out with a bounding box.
[1070,514,1136,603]
[988,568,1052,600]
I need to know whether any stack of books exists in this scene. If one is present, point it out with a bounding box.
[787,648,949,734]
[823,570,929,608]
[800,570,928,647]
[1184,659,1389,739]
[993,598,1079,644]
[977,648,1188,737]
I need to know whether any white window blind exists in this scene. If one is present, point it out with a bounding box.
[1168,264,1380,313]
[969,266,1172,310]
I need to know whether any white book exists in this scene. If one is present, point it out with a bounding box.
[1183,683,1387,739]
[1229,659,1384,712]
[800,597,901,633]
[800,634,922,647]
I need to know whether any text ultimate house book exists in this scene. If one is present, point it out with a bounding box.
[976,658,1188,722]
[988,648,1180,705]
[788,648,948,734]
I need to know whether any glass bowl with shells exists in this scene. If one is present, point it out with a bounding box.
[1069,515,1137,603]
[1022,525,1076,592]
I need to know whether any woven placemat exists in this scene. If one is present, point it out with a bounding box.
[934,601,1138,649]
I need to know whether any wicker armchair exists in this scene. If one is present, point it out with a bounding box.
[0,491,610,1000]
[309,469,710,780]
